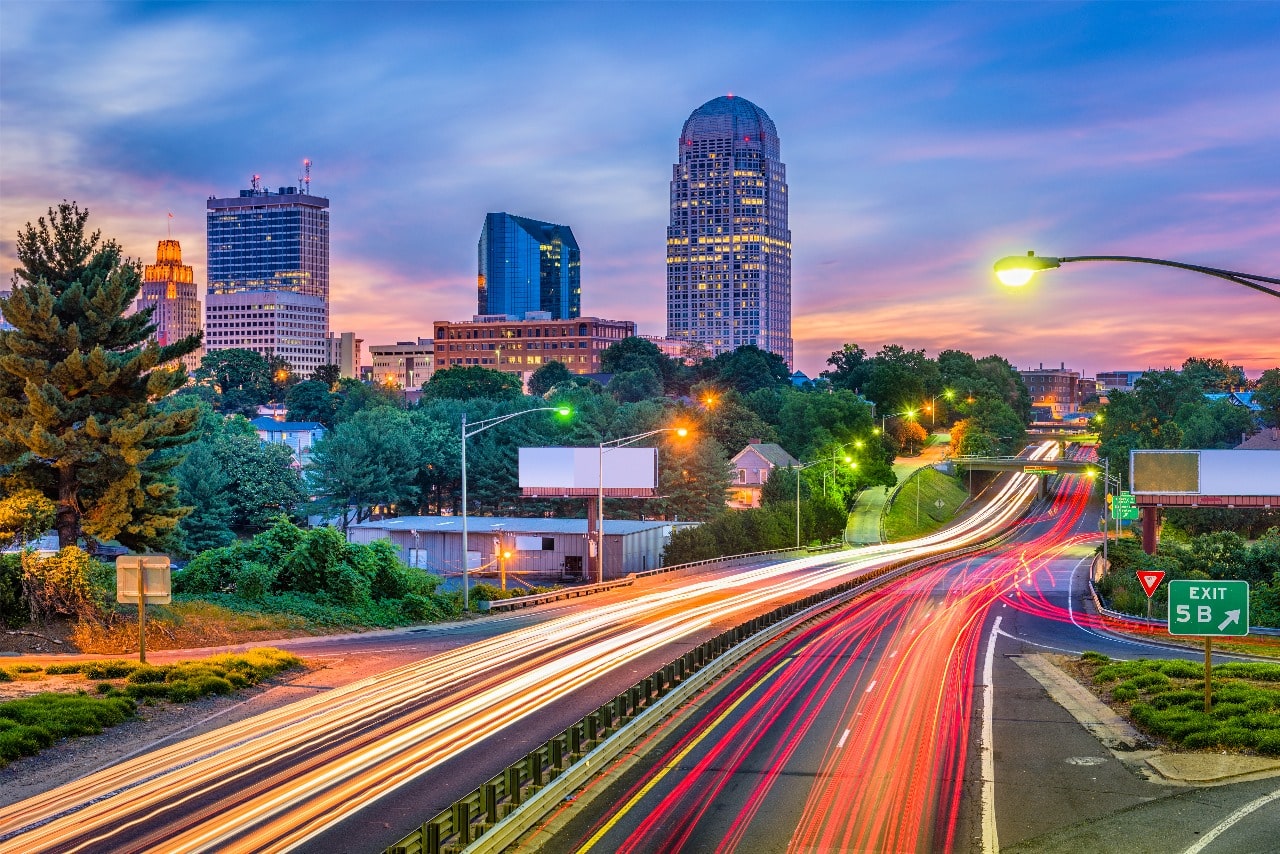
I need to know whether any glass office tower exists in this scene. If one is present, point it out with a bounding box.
[205,183,330,375]
[478,213,580,320]
[666,95,793,367]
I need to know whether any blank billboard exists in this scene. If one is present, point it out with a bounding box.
[1131,449,1280,496]
[519,447,657,490]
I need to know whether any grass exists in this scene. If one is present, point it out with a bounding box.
[1079,652,1280,755]
[883,468,969,542]
[0,647,302,767]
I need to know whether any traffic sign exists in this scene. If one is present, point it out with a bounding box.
[1025,467,1054,475]
[1168,580,1249,637]
[1110,491,1139,521]
[1137,570,1164,598]
[116,556,172,604]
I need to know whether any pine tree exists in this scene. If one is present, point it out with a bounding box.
[0,202,201,550]
[175,442,235,553]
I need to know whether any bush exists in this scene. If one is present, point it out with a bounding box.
[0,693,135,766]
[0,553,26,626]
[1257,730,1280,756]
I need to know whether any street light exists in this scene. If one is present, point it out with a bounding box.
[921,390,954,428]
[460,405,571,611]
[1085,458,1121,569]
[792,452,859,548]
[994,251,1280,299]
[597,426,689,583]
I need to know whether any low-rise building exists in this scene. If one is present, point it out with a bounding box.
[433,314,636,385]
[1096,370,1146,393]
[1019,363,1081,419]
[347,516,695,581]
[369,338,434,389]
[250,416,326,466]
[727,441,800,509]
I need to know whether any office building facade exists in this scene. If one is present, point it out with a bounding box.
[1019,363,1081,419]
[478,213,580,320]
[434,314,635,380]
[206,183,330,375]
[136,239,203,372]
[370,338,435,389]
[325,331,362,379]
[666,95,793,367]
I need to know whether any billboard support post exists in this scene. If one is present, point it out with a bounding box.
[596,428,687,583]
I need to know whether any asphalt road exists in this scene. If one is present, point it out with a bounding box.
[527,466,1280,854]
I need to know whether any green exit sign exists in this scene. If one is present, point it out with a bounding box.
[1025,467,1054,475]
[1168,580,1249,637]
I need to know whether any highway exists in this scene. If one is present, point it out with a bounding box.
[529,460,1280,854]
[0,447,1057,853]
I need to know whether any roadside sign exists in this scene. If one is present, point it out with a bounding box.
[1168,580,1249,637]
[1110,491,1139,521]
[1137,570,1164,598]
[1025,467,1054,475]
[116,556,172,604]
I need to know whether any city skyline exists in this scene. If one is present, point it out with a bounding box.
[2,2,1278,378]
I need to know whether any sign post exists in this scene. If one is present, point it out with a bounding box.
[1137,570,1164,620]
[1167,579,1250,712]
[116,556,172,663]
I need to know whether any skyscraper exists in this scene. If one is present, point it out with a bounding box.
[666,95,792,367]
[478,213,580,320]
[135,239,203,372]
[205,181,330,375]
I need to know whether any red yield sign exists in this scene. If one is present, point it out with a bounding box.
[1137,570,1165,599]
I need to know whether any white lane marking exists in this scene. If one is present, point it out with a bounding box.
[981,615,1001,854]
[1181,786,1280,854]
[993,628,1121,660]
[865,680,877,694]
[838,728,850,749]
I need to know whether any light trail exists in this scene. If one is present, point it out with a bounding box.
[566,448,1094,853]
[0,444,1058,853]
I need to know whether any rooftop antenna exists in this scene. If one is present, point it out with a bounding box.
[251,173,261,193]
[302,158,312,194]
[167,211,173,238]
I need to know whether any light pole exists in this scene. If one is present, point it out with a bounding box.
[792,453,859,548]
[994,251,1280,299]
[460,405,570,611]
[597,426,688,583]
[1087,458,1121,570]
[922,390,954,428]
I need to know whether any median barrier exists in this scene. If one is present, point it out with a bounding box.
[384,535,1015,854]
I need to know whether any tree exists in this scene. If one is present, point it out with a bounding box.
[700,345,790,394]
[601,336,684,393]
[422,366,523,401]
[862,345,941,414]
[1181,357,1247,392]
[1255,368,1280,428]
[608,368,664,403]
[213,435,307,531]
[194,348,274,416]
[0,202,200,550]
[286,380,337,426]
[307,407,421,532]
[313,364,342,390]
[528,360,572,397]
[174,443,235,553]
[822,343,872,392]
[651,436,731,521]
[0,489,56,549]
[333,377,405,423]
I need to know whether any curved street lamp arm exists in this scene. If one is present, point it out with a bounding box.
[463,405,566,439]
[1059,256,1280,299]
[601,427,682,449]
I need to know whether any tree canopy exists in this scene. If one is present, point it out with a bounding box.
[0,202,201,549]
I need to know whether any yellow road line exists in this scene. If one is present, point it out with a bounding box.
[574,656,793,854]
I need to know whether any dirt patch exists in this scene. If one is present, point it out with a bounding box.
[1,617,79,654]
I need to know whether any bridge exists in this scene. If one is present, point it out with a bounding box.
[949,456,1098,474]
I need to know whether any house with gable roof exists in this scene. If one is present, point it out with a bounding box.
[727,440,800,509]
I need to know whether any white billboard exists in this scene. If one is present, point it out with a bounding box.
[519,447,658,490]
[1131,449,1280,496]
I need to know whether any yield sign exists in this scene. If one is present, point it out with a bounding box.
[1137,570,1165,599]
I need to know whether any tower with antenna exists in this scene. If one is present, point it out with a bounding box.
[300,158,312,195]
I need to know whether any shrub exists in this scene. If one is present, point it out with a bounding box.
[1111,684,1139,702]
[0,669,11,683]
[0,553,26,626]
[1256,730,1280,756]
[234,561,277,601]
[20,547,109,621]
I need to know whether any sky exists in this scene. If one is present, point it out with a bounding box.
[2,1,1278,380]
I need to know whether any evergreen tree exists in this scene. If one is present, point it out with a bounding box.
[174,442,235,553]
[0,202,200,550]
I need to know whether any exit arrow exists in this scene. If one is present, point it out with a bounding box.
[1218,610,1241,632]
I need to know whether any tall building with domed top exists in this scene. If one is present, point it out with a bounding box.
[666,95,792,367]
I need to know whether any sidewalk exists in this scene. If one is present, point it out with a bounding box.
[845,434,950,544]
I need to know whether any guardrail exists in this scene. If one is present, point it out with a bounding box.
[384,534,1013,854]
[480,546,823,613]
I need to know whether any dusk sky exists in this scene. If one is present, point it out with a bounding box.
[2,2,1277,379]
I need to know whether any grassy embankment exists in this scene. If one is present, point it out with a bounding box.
[0,647,301,767]
[883,467,969,542]
[1077,652,1280,754]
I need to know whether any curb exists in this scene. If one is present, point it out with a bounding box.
[1012,653,1280,786]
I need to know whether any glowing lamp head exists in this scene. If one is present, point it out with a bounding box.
[994,251,1062,286]
[674,427,689,438]
[555,407,572,417]
[854,440,864,449]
